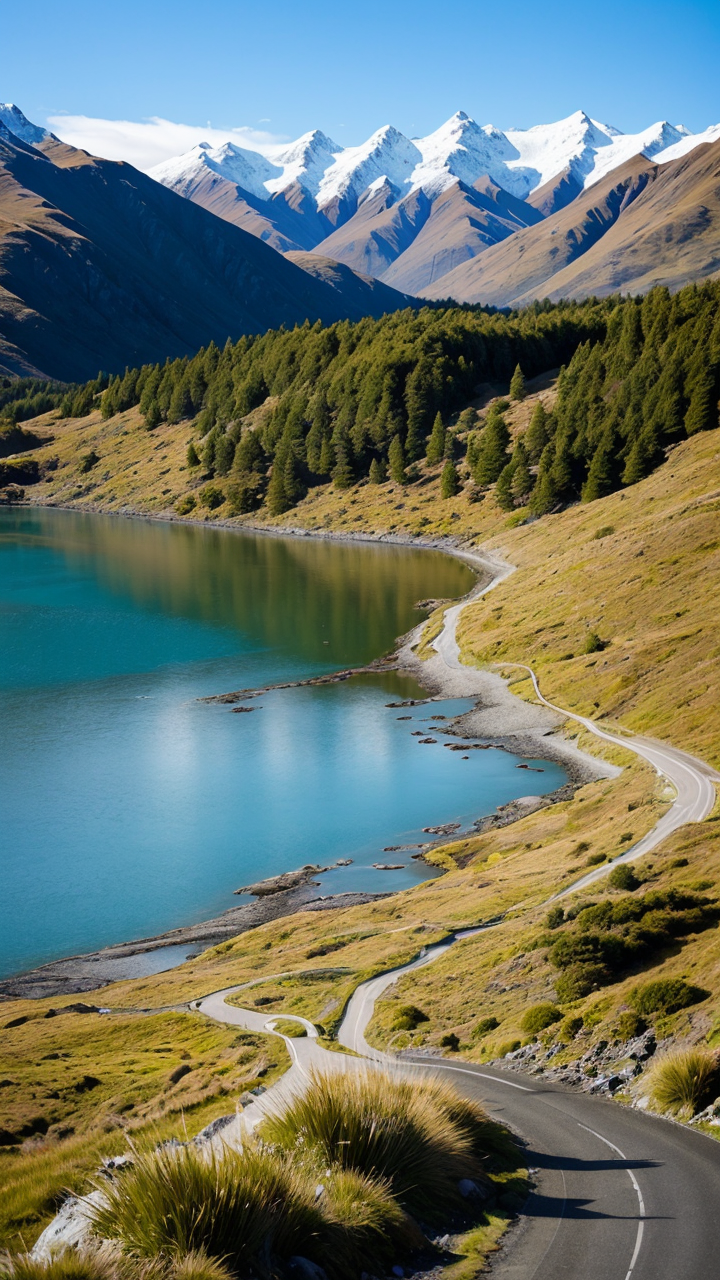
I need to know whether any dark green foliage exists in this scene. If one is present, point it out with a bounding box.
[616,1010,646,1039]
[472,405,510,484]
[608,864,640,891]
[629,978,709,1016]
[369,457,386,484]
[440,1032,460,1051]
[186,441,200,468]
[494,461,515,510]
[521,1003,562,1035]
[440,458,459,498]
[176,494,196,515]
[426,411,446,464]
[388,434,406,485]
[546,906,565,929]
[198,484,224,510]
[548,889,717,1002]
[509,363,526,400]
[475,1016,499,1035]
[584,630,607,653]
[392,1004,429,1032]
[0,376,69,425]
[79,450,99,473]
[56,283,720,519]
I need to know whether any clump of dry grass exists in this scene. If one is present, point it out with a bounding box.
[648,1047,719,1117]
[264,1069,479,1218]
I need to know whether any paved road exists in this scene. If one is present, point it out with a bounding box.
[432,552,719,894]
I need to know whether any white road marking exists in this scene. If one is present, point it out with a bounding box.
[578,1123,645,1280]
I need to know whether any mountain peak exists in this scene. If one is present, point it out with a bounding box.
[0,103,53,146]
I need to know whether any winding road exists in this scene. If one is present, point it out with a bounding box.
[196,548,720,1279]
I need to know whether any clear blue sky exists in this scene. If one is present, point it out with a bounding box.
[5,0,720,142]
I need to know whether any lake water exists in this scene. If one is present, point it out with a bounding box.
[0,508,567,977]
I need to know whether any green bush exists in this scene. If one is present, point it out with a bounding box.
[546,906,565,929]
[475,1016,499,1036]
[648,1047,719,1117]
[594,525,615,539]
[440,1032,460,1051]
[79,450,100,473]
[175,494,196,515]
[558,1015,584,1042]
[186,442,201,468]
[584,631,607,654]
[586,851,607,865]
[616,1010,646,1040]
[497,1039,521,1057]
[264,1069,477,1218]
[629,978,709,1016]
[608,864,640,891]
[521,1003,562,1036]
[391,1004,429,1032]
[555,963,608,1003]
[198,484,224,510]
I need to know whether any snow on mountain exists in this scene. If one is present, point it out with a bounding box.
[654,122,720,166]
[149,140,283,202]
[0,103,54,146]
[146,108,718,223]
[314,125,421,210]
[264,130,340,197]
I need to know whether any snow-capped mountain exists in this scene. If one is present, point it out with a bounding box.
[0,103,55,146]
[149,108,707,213]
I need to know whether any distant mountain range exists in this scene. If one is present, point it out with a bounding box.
[1,102,719,380]
[147,108,720,298]
[0,108,410,381]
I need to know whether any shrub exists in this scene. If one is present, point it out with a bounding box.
[391,1004,429,1032]
[440,1032,460,1051]
[186,442,201,468]
[546,906,565,929]
[175,495,196,515]
[198,484,224,510]
[79,450,100,473]
[616,1011,646,1040]
[521,1004,562,1036]
[264,1069,476,1218]
[584,631,607,654]
[555,963,608,1002]
[497,1040,521,1057]
[608,864,640,891]
[475,1016,499,1036]
[629,979,709,1016]
[594,525,615,539]
[90,1143,325,1275]
[558,1015,584,1042]
[648,1047,719,1117]
[586,851,606,866]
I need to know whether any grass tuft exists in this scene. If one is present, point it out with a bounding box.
[648,1047,719,1117]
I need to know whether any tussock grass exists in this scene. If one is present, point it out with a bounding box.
[0,1246,124,1280]
[648,1047,719,1117]
[90,1143,325,1274]
[264,1069,479,1218]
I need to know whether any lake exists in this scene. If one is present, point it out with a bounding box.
[0,508,567,977]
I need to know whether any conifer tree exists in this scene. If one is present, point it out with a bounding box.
[622,425,658,486]
[332,430,355,489]
[684,370,717,435]
[510,440,532,504]
[509,364,526,401]
[144,400,161,430]
[495,462,516,510]
[318,434,335,478]
[389,433,407,484]
[266,462,289,515]
[369,457,386,484]
[283,447,304,506]
[186,441,200,468]
[582,426,620,502]
[426,412,446,464]
[525,402,550,461]
[472,408,510,484]
[440,458,459,498]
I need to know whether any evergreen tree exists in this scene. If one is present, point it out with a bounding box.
[495,462,516,510]
[266,462,289,515]
[332,429,355,489]
[684,370,717,435]
[369,457,386,484]
[443,428,456,460]
[525,402,550,461]
[509,363,526,401]
[440,458,459,498]
[472,408,510,484]
[466,432,479,471]
[510,440,532,504]
[389,433,407,484]
[426,412,446,464]
[186,441,200,469]
[318,434,335,477]
[215,432,236,476]
[283,447,305,507]
[143,399,161,430]
[622,425,658,486]
[581,426,621,502]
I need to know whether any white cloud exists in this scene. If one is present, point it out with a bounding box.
[46,113,288,171]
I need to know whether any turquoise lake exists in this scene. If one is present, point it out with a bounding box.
[0,508,567,977]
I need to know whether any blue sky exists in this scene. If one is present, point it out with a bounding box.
[4,0,719,161]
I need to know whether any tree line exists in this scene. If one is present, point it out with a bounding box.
[60,287,720,516]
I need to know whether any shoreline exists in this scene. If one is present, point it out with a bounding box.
[2,502,617,1002]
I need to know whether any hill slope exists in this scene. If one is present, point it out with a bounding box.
[423,141,720,305]
[0,130,409,382]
